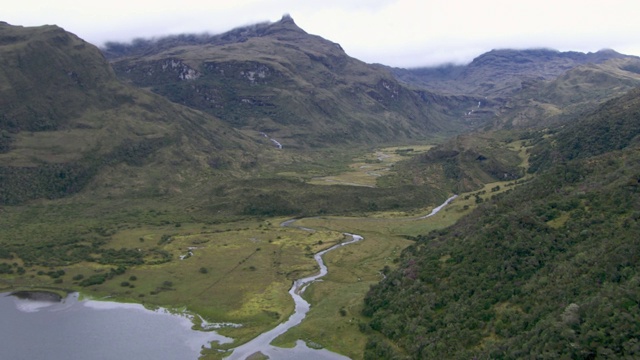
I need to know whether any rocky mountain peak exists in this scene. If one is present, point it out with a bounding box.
[261,13,307,38]
[280,13,295,24]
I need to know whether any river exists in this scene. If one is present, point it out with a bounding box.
[223,194,457,359]
[223,234,362,360]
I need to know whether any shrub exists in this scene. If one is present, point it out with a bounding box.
[79,274,106,287]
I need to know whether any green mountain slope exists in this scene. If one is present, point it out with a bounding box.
[0,22,262,204]
[527,87,640,173]
[378,132,525,193]
[105,16,481,147]
[0,22,116,138]
[362,87,640,359]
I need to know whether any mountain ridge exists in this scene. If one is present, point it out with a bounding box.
[105,15,482,147]
[102,15,336,60]
[492,57,640,129]
[392,48,636,96]
[390,47,640,132]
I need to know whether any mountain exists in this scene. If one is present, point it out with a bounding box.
[392,48,633,96]
[362,87,640,359]
[492,57,640,129]
[381,58,640,194]
[104,15,482,147]
[390,49,640,129]
[527,87,640,172]
[0,22,261,204]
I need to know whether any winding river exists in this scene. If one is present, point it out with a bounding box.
[223,233,362,360]
[224,195,457,359]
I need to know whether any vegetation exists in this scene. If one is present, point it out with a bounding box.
[393,49,640,131]
[528,87,640,173]
[362,89,640,359]
[380,132,526,194]
[2,15,640,360]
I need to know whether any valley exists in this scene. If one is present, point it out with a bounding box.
[1,15,640,360]
[0,143,528,359]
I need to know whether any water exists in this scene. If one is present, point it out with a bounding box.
[0,291,232,360]
[224,234,362,360]
[417,195,458,219]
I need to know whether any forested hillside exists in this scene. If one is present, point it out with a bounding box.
[362,87,640,359]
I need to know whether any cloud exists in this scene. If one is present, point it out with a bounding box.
[3,0,639,67]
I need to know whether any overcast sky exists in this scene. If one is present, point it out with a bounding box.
[4,0,639,68]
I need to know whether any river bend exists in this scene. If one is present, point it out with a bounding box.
[225,195,457,359]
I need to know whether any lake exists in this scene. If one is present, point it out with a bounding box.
[0,291,233,360]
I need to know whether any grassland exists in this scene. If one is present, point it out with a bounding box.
[0,140,532,359]
[306,145,434,187]
[249,138,537,357]
[0,205,344,345]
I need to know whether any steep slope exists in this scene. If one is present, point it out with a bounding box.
[527,87,640,173]
[105,15,481,147]
[0,23,114,132]
[0,22,261,204]
[362,88,640,359]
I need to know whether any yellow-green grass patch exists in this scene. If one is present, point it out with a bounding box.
[308,145,435,187]
[65,219,345,347]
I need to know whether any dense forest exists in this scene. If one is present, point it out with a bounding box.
[362,88,640,359]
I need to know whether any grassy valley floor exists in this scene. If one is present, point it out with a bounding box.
[0,143,528,359]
